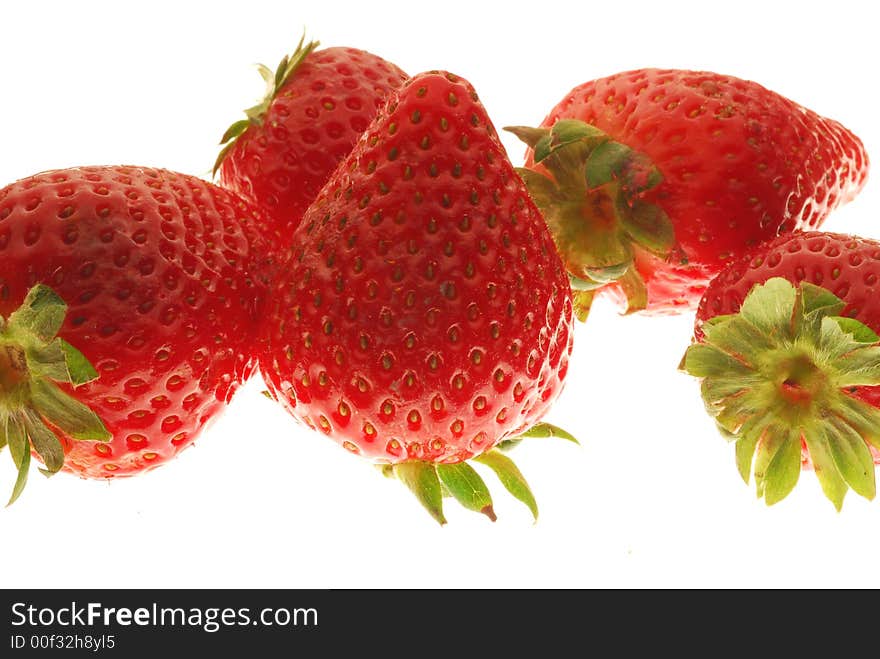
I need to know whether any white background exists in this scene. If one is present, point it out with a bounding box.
[1,0,879,588]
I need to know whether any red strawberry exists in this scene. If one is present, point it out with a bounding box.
[0,166,277,503]
[215,37,408,238]
[508,69,868,318]
[259,71,576,523]
[682,231,880,509]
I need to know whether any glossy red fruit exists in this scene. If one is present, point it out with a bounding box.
[0,166,277,501]
[259,71,575,523]
[216,37,408,239]
[509,69,868,318]
[682,232,880,509]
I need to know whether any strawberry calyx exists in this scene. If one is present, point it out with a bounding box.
[381,422,579,524]
[681,277,880,509]
[213,34,320,176]
[506,120,675,319]
[0,285,110,505]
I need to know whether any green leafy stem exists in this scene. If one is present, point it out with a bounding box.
[383,422,579,524]
[1,285,110,505]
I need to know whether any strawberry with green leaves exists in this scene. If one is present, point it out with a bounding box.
[0,166,277,503]
[215,37,408,238]
[682,232,880,509]
[508,69,868,319]
[259,71,576,523]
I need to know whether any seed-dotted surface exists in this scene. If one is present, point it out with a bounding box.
[219,47,408,239]
[532,68,869,313]
[261,72,574,464]
[0,166,277,478]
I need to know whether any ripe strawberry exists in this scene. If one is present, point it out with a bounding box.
[681,231,880,509]
[215,37,408,238]
[259,71,576,523]
[0,166,277,503]
[508,69,868,318]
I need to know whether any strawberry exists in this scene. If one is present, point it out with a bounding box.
[259,71,576,523]
[215,36,408,238]
[507,69,868,319]
[0,165,277,503]
[681,231,880,509]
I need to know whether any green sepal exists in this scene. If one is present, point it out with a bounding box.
[473,450,538,521]
[617,267,648,315]
[583,262,631,285]
[737,278,798,338]
[0,284,110,503]
[835,391,880,447]
[20,409,64,476]
[832,317,880,344]
[503,125,548,150]
[516,422,579,445]
[514,167,559,210]
[585,141,631,189]
[7,285,66,342]
[585,141,662,194]
[803,424,849,511]
[394,462,446,525]
[219,119,250,146]
[825,417,876,500]
[683,343,752,379]
[572,290,595,323]
[5,415,30,506]
[436,463,496,521]
[214,35,320,176]
[832,345,880,387]
[800,282,846,317]
[29,379,110,441]
[701,315,781,365]
[256,63,274,86]
[568,275,605,292]
[494,437,523,452]
[547,119,608,153]
[495,421,580,452]
[58,340,99,386]
[212,142,237,179]
[734,430,760,485]
[26,338,99,387]
[507,120,675,315]
[753,425,788,499]
[683,277,880,508]
[618,200,675,257]
[762,428,802,505]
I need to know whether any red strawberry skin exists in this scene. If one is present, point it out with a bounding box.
[697,232,880,333]
[259,72,574,464]
[527,69,869,313]
[695,231,880,466]
[0,166,277,478]
[218,46,408,238]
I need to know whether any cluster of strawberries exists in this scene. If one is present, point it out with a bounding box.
[0,36,873,519]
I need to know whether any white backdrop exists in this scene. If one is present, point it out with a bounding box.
[1,0,878,588]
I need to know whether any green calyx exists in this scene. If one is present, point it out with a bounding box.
[681,277,880,510]
[0,285,110,505]
[213,34,320,176]
[505,120,675,320]
[382,422,579,524]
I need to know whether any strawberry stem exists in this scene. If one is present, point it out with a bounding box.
[0,285,110,504]
[387,423,578,523]
[213,34,321,176]
[506,120,674,318]
[681,277,880,509]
